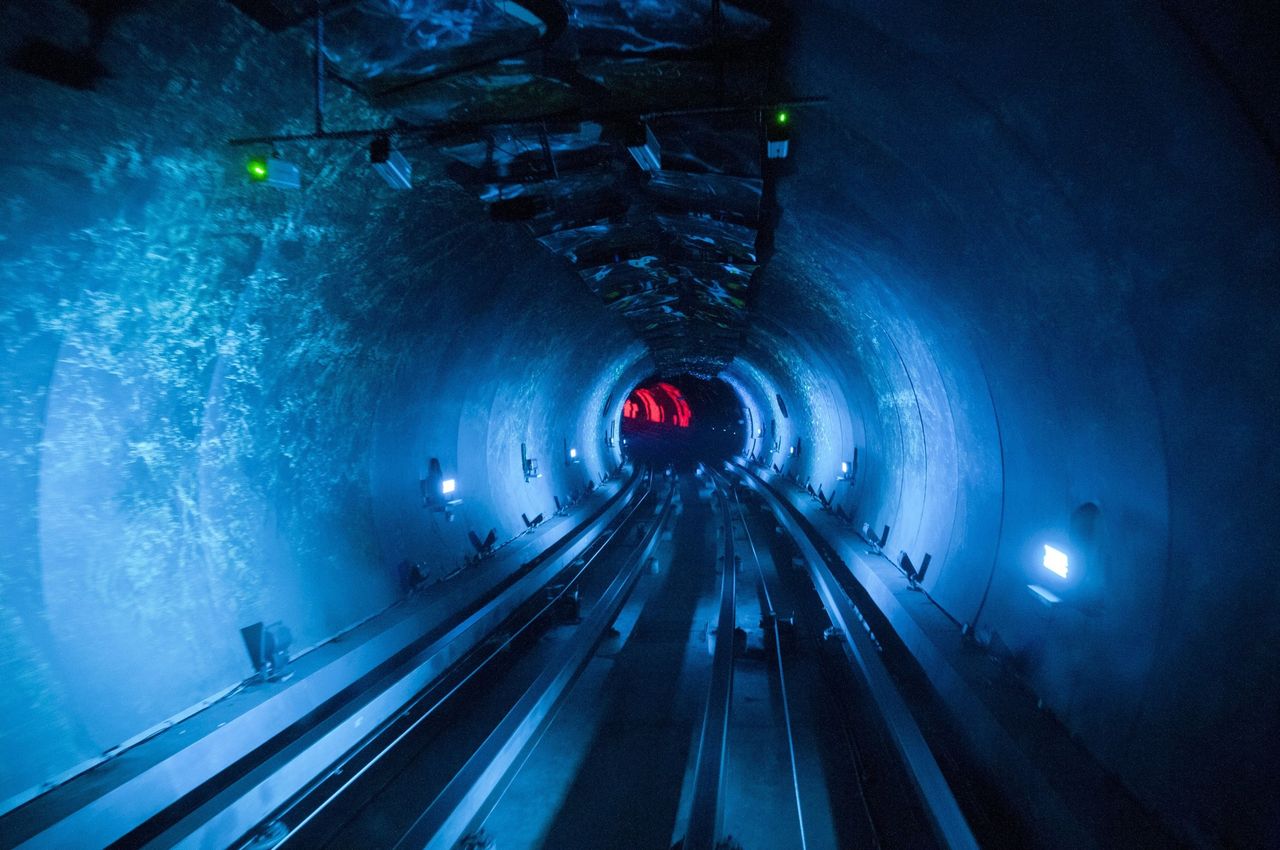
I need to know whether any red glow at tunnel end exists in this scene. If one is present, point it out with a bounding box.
[622,382,691,427]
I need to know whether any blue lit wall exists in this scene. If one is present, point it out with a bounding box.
[0,1,643,804]
[2,0,1277,844]
[714,1,1279,844]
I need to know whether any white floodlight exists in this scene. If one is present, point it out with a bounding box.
[1042,544,1069,578]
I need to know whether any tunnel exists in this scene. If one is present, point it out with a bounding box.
[0,1,1277,848]
[620,377,744,468]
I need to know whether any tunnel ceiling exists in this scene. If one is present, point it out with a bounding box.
[230,0,795,377]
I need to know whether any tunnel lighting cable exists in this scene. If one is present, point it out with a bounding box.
[727,476,808,850]
[267,479,653,848]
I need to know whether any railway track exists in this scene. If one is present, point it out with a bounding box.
[209,464,981,850]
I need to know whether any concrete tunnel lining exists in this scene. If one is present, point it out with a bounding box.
[0,0,1278,845]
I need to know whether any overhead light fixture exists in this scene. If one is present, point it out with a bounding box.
[1042,544,1069,578]
[247,156,302,189]
[370,135,412,190]
[765,111,790,160]
[626,121,661,173]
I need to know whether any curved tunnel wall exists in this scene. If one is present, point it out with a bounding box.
[713,0,1279,844]
[0,1,644,804]
[1,0,1278,845]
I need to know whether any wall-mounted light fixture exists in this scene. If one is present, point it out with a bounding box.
[521,442,541,482]
[839,448,858,482]
[564,438,580,465]
[626,121,661,172]
[766,110,790,159]
[422,457,461,519]
[370,135,412,189]
[1042,544,1069,578]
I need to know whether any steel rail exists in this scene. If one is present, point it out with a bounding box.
[681,473,737,850]
[728,462,979,850]
[254,475,656,849]
[90,473,647,850]
[729,483,808,850]
[394,480,676,850]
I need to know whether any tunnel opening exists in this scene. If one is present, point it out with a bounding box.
[620,375,744,470]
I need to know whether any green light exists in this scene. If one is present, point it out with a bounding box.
[776,110,789,125]
[247,158,268,181]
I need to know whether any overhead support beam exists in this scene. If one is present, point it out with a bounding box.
[227,97,827,147]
